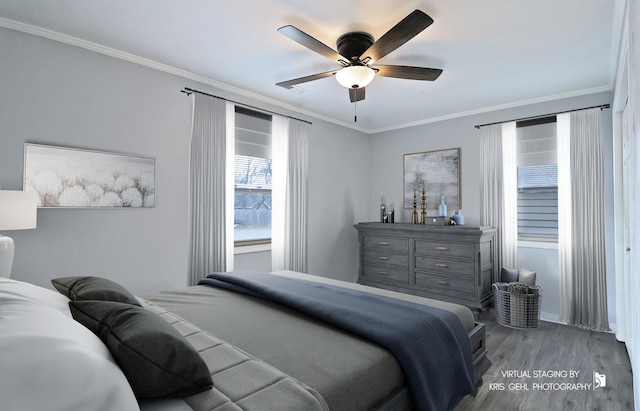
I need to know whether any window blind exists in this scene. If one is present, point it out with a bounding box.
[234,107,272,243]
[516,119,558,240]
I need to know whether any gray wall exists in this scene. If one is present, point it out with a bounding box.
[0,27,370,294]
[1,28,191,295]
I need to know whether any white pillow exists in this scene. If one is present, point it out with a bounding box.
[518,268,537,285]
[0,288,140,411]
[0,277,72,316]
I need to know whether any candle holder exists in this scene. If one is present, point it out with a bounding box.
[420,186,427,224]
[411,190,419,224]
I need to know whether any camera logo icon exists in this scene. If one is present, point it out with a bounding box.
[593,371,606,389]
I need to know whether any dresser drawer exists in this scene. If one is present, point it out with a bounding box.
[414,240,474,259]
[362,264,409,283]
[363,236,408,253]
[364,250,408,268]
[414,256,474,276]
[414,272,474,295]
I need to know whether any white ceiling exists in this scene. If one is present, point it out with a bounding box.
[0,1,625,133]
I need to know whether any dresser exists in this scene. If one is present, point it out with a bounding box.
[354,222,496,311]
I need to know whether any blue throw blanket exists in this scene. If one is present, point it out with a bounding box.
[199,272,474,411]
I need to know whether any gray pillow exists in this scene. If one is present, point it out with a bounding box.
[500,267,518,283]
[518,268,537,285]
[69,300,213,398]
[52,276,141,306]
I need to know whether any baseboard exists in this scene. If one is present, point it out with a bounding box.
[540,311,616,334]
[540,311,563,324]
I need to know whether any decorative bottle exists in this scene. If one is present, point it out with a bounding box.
[438,195,447,217]
[452,210,464,225]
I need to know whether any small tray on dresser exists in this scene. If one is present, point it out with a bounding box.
[422,216,446,225]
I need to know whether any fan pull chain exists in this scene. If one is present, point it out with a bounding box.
[354,100,357,122]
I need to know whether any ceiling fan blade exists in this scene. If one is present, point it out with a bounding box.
[278,25,347,63]
[276,70,336,89]
[375,65,443,81]
[360,10,434,64]
[349,87,365,102]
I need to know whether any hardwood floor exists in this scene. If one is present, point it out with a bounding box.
[455,310,635,411]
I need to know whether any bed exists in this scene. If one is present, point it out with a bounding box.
[0,271,489,411]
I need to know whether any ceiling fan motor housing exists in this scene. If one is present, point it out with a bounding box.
[336,32,374,62]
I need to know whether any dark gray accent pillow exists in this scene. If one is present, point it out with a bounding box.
[69,300,213,399]
[500,267,518,283]
[52,276,141,306]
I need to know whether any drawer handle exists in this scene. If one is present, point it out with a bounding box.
[378,271,389,275]
[435,263,449,268]
[379,241,390,245]
[435,247,449,251]
[379,256,390,260]
[435,280,449,286]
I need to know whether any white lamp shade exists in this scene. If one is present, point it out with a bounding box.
[335,66,376,89]
[0,190,38,231]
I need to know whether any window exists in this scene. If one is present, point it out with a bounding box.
[234,107,272,245]
[516,117,558,241]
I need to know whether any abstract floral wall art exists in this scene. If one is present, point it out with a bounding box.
[24,144,155,208]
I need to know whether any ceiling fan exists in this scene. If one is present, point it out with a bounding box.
[276,10,443,103]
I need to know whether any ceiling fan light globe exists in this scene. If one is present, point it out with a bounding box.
[335,66,375,89]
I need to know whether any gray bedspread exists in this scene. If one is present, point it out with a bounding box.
[138,298,328,411]
[199,271,474,411]
[145,283,405,410]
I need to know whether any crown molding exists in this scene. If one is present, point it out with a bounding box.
[368,85,612,134]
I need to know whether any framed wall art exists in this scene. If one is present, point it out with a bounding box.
[403,147,460,210]
[24,143,155,208]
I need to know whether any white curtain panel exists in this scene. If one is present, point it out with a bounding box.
[271,116,288,272]
[225,102,235,273]
[558,109,609,331]
[557,113,573,321]
[480,122,517,282]
[271,116,309,272]
[286,120,309,272]
[501,122,518,270]
[188,94,234,285]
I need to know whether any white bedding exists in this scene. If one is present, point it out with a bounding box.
[0,278,195,411]
[0,278,140,411]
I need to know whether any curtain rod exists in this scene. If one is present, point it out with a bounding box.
[181,87,312,125]
[474,103,610,129]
